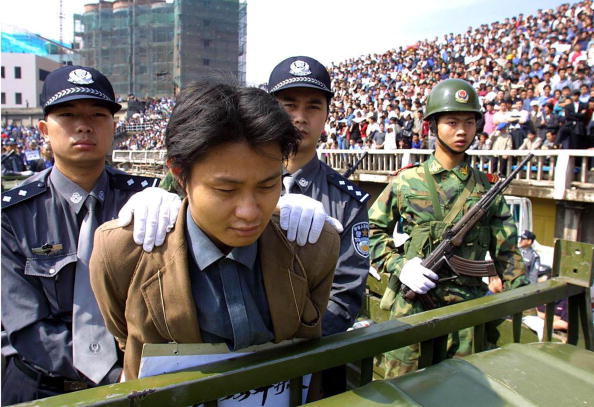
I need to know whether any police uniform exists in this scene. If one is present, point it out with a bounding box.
[283,155,370,335]
[367,79,529,378]
[269,56,371,336]
[0,65,160,404]
[519,231,541,284]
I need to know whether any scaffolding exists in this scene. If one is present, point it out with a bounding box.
[74,0,246,99]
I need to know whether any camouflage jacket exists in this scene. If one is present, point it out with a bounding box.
[369,154,527,293]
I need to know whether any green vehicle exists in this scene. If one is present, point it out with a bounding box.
[13,239,593,407]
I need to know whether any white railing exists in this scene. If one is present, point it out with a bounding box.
[112,149,168,164]
[111,149,594,201]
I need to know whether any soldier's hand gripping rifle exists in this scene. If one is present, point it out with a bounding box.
[343,151,369,179]
[403,153,534,310]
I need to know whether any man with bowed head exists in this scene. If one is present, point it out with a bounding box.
[90,83,340,384]
[368,78,528,377]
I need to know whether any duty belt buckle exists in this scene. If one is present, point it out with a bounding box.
[63,380,88,392]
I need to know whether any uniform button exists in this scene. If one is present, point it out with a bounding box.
[49,268,57,275]
[89,343,101,353]
[37,182,45,188]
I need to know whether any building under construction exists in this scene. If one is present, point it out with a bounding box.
[74,0,247,98]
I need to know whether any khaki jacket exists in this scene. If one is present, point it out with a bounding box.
[90,201,340,380]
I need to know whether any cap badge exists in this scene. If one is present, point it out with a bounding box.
[454,89,469,104]
[68,69,94,85]
[289,60,311,77]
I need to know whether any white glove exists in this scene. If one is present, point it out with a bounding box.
[278,194,343,246]
[399,257,439,294]
[117,187,182,252]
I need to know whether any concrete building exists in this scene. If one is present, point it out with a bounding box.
[1,53,62,109]
[74,0,247,99]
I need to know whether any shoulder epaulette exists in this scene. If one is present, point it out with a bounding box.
[2,180,48,209]
[110,173,161,192]
[327,172,370,204]
[485,173,500,184]
[392,163,419,177]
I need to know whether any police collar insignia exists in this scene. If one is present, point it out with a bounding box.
[70,192,83,204]
[298,177,309,188]
[68,69,94,85]
[352,222,370,258]
[455,89,469,103]
[289,60,311,76]
[32,243,64,256]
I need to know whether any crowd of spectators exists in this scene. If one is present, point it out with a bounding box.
[3,2,594,160]
[114,96,174,150]
[1,125,53,176]
[319,0,594,154]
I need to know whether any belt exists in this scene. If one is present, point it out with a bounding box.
[13,356,89,392]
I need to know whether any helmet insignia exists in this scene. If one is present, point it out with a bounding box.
[455,89,469,103]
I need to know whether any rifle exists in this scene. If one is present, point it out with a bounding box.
[343,151,368,179]
[403,153,534,310]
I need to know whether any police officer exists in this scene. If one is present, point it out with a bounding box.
[0,65,176,404]
[268,56,371,395]
[1,139,26,175]
[368,78,528,378]
[519,230,541,284]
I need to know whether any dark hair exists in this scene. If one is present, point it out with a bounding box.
[165,82,300,184]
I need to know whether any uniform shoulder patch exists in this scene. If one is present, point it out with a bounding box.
[110,173,161,192]
[327,172,370,204]
[485,173,500,184]
[352,221,370,258]
[1,180,48,209]
[392,163,419,177]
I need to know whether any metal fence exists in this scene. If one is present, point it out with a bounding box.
[318,149,594,185]
[21,240,594,407]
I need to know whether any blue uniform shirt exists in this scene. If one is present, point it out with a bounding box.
[283,155,370,335]
[185,207,274,350]
[1,166,158,379]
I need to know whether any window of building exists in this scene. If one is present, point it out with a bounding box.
[39,69,50,82]
[203,58,210,66]
[14,66,22,79]
[15,92,22,105]
[1,66,4,78]
[203,39,211,47]
[1,93,5,104]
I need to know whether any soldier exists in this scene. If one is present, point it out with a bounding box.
[1,65,179,403]
[368,78,528,378]
[268,56,371,395]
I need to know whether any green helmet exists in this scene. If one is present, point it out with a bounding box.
[424,78,482,120]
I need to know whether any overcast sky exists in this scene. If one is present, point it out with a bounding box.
[2,0,570,85]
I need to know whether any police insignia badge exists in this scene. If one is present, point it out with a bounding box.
[289,60,311,76]
[70,192,83,203]
[352,222,370,258]
[455,89,469,103]
[68,69,94,85]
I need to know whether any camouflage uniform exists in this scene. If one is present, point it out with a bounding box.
[160,170,185,198]
[368,154,528,377]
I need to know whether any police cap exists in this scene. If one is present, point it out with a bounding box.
[268,56,334,99]
[41,65,121,114]
[520,230,536,241]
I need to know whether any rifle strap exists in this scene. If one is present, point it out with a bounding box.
[422,160,443,220]
[422,161,476,226]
